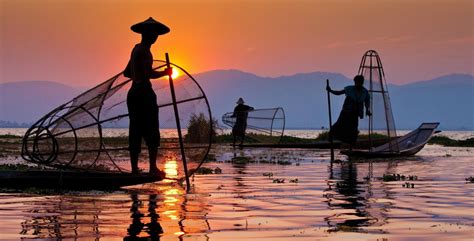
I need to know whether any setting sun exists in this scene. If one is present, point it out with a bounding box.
[171,68,180,79]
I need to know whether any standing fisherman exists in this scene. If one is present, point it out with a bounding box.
[231,98,254,146]
[124,17,172,176]
[326,75,371,150]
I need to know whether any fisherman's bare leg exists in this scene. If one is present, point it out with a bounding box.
[148,147,158,173]
[128,126,141,174]
[130,151,140,174]
[240,134,245,146]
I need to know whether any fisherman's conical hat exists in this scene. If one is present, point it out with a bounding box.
[236,98,245,104]
[131,17,170,35]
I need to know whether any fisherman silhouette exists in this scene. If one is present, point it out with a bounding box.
[124,17,172,176]
[124,193,163,241]
[231,98,254,146]
[326,75,371,150]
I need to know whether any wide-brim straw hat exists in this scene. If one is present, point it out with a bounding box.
[236,98,245,104]
[131,17,170,35]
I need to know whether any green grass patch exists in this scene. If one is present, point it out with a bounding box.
[0,164,44,171]
[0,134,22,139]
[429,136,474,147]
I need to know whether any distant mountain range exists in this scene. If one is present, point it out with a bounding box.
[0,81,81,126]
[1,72,473,130]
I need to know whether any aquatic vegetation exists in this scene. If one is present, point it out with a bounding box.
[0,134,21,139]
[402,182,415,188]
[289,178,299,183]
[213,133,319,144]
[272,178,285,183]
[231,156,251,164]
[317,131,389,141]
[262,172,274,178]
[185,113,218,143]
[382,173,418,182]
[277,160,292,165]
[0,164,45,171]
[204,154,217,162]
[465,176,474,183]
[429,136,474,147]
[194,166,222,175]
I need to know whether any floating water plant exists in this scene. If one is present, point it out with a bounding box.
[193,167,212,174]
[263,172,274,178]
[465,176,474,183]
[289,178,299,183]
[231,156,251,164]
[204,154,217,162]
[382,173,418,182]
[277,160,292,165]
[272,178,285,183]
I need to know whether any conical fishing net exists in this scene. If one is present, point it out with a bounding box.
[357,50,399,152]
[21,60,213,180]
[222,107,285,143]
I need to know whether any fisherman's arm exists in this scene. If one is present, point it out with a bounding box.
[364,91,372,116]
[150,68,172,79]
[326,86,345,95]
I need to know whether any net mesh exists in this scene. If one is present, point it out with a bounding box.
[357,50,399,152]
[222,108,285,143]
[21,60,212,179]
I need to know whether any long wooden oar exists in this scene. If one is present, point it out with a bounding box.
[326,79,335,161]
[166,53,191,192]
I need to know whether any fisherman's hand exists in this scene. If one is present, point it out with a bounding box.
[366,110,372,116]
[163,67,173,77]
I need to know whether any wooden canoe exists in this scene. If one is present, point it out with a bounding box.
[341,122,440,158]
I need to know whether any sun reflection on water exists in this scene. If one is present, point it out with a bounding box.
[161,153,185,222]
[164,155,179,179]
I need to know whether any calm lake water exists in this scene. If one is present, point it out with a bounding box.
[0,143,473,240]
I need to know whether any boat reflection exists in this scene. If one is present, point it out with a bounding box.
[324,160,387,233]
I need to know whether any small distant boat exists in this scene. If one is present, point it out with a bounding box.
[342,122,440,158]
[0,170,163,190]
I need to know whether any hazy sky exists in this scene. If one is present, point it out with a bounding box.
[1,0,473,86]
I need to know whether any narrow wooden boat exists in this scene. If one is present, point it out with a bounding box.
[0,170,163,190]
[341,122,440,158]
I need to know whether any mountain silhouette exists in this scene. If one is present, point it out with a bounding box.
[1,72,472,130]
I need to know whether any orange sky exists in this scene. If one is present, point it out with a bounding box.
[1,0,473,86]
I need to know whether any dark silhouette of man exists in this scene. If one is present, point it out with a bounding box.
[231,98,254,146]
[326,75,371,150]
[124,17,172,176]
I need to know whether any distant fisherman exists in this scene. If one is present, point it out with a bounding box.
[326,75,371,149]
[231,98,254,146]
[124,17,172,176]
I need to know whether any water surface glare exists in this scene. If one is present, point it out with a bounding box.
[0,145,473,240]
